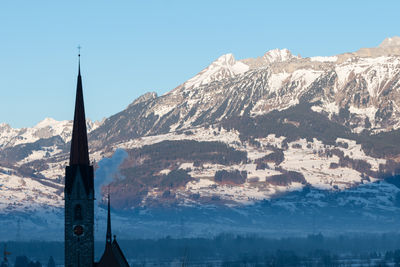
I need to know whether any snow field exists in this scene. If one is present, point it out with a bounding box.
[0,172,62,213]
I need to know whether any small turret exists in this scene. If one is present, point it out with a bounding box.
[106,192,112,244]
[97,192,130,267]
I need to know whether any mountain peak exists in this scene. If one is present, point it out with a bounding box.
[263,48,298,63]
[213,53,236,65]
[129,92,158,107]
[379,36,400,48]
[183,53,249,88]
[34,117,61,129]
[0,122,11,132]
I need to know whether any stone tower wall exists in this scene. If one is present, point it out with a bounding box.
[65,166,94,267]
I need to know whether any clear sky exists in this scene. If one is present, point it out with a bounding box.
[0,1,399,128]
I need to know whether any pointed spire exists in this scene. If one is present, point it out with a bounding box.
[69,54,90,165]
[106,189,112,244]
[78,53,81,75]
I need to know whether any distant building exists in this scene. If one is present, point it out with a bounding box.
[65,55,129,267]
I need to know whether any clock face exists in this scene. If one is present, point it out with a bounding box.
[73,225,84,236]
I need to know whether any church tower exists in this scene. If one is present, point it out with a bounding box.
[65,55,94,267]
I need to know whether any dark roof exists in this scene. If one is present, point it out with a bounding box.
[97,196,129,267]
[96,239,130,267]
[96,242,122,267]
[111,238,130,267]
[69,57,90,166]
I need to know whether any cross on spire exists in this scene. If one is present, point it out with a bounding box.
[77,45,81,57]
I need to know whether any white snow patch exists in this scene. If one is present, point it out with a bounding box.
[279,138,364,190]
[179,162,194,170]
[336,138,386,171]
[311,102,339,117]
[267,72,290,92]
[159,169,171,175]
[153,104,175,117]
[117,127,242,150]
[310,56,337,62]
[349,106,377,122]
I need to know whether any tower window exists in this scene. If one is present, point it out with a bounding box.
[74,204,83,220]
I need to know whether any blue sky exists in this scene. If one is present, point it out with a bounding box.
[0,1,399,128]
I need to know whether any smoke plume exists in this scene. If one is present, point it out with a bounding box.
[94,148,128,206]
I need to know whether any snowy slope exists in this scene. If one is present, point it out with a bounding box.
[0,118,102,149]
[1,38,400,239]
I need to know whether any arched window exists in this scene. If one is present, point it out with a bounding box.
[74,204,83,220]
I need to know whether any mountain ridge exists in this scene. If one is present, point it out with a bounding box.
[2,37,400,239]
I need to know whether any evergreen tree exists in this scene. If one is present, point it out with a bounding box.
[46,257,55,267]
[27,261,41,267]
[14,256,28,267]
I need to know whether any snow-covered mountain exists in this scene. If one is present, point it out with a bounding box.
[183,53,249,89]
[0,118,102,227]
[0,118,101,149]
[2,37,400,239]
[379,36,400,48]
[89,42,400,151]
